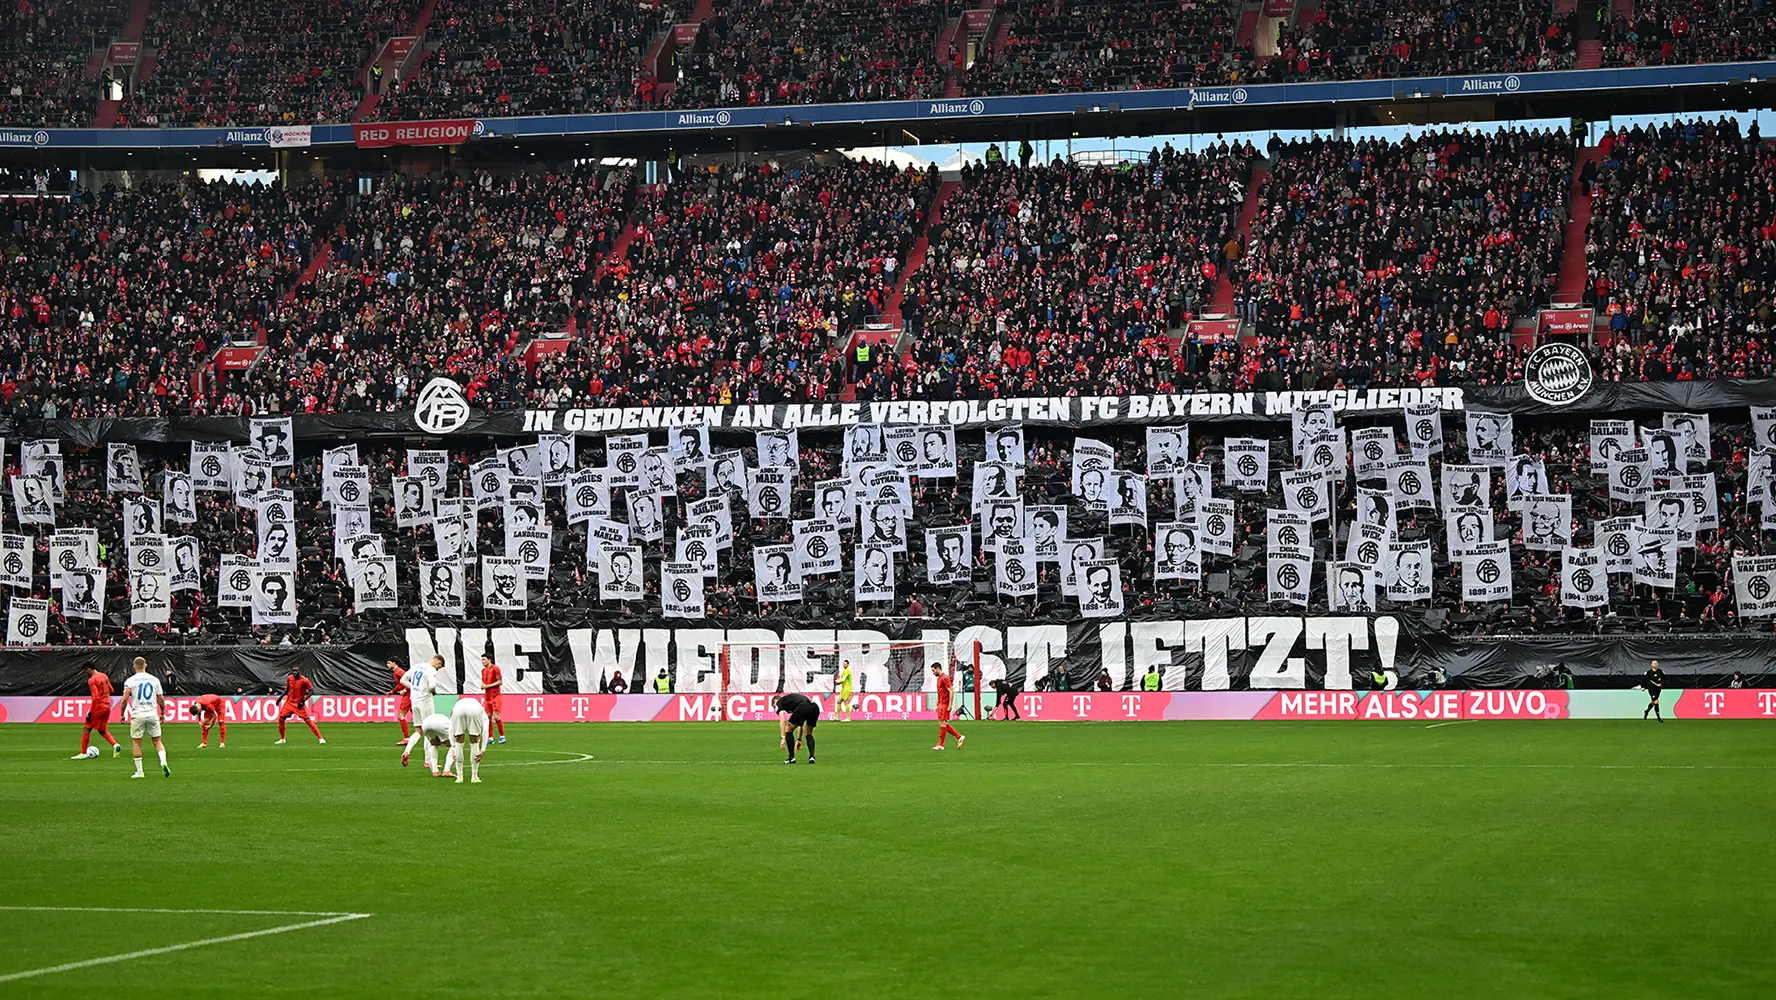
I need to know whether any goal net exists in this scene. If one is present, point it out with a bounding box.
[715,639,983,721]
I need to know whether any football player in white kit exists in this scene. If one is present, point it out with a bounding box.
[402,713,454,777]
[446,698,488,784]
[399,700,487,782]
[401,655,445,772]
[123,656,170,779]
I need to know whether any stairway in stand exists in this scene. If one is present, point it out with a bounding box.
[1209,166,1269,316]
[881,180,958,328]
[1554,145,1604,305]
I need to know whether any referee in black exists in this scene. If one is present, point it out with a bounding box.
[990,677,1021,720]
[774,692,821,763]
[1641,659,1665,723]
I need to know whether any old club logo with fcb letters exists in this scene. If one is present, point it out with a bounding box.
[415,377,471,434]
[1523,342,1593,405]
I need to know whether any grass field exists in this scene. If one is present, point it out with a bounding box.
[3,719,1774,998]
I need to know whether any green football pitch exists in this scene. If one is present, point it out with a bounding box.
[2,720,1773,998]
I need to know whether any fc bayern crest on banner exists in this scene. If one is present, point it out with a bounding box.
[414,377,471,434]
[1522,343,1593,405]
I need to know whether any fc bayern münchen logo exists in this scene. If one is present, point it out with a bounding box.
[1523,342,1593,405]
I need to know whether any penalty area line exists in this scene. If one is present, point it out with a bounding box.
[0,911,373,984]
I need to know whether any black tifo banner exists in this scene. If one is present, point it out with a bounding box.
[3,617,1768,696]
[19,379,1776,445]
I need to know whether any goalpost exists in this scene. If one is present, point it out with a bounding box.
[715,639,982,721]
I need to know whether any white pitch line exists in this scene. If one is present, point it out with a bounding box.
[1424,720,1475,729]
[0,912,372,984]
[0,906,355,917]
[565,758,1775,770]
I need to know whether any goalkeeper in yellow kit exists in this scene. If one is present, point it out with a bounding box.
[835,660,854,721]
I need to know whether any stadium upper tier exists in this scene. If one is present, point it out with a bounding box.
[0,119,1766,419]
[0,0,1773,129]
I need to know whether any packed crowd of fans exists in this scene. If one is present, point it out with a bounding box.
[1599,0,1776,68]
[665,0,941,109]
[116,0,419,127]
[223,165,635,415]
[1232,128,1572,390]
[962,0,1253,97]
[865,141,1256,402]
[17,412,1758,650]
[0,176,341,418]
[1581,118,1776,381]
[369,0,687,121]
[0,0,124,126]
[1259,0,1575,83]
[6,0,1770,128]
[3,119,1774,418]
[602,158,938,405]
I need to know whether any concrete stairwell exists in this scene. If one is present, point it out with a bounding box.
[643,0,717,104]
[600,220,642,279]
[284,243,333,305]
[94,0,154,125]
[882,179,958,327]
[1209,165,1269,316]
[1573,0,1604,68]
[1554,146,1604,305]
[351,0,440,120]
[933,14,961,98]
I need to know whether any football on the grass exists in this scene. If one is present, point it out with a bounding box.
[84,746,100,758]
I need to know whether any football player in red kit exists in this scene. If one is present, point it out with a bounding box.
[188,693,228,748]
[73,666,122,758]
[479,654,506,744]
[274,668,325,745]
[931,665,966,750]
[390,659,412,743]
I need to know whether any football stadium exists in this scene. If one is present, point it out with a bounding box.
[3,0,1776,995]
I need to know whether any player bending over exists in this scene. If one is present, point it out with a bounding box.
[774,692,820,764]
[403,714,455,777]
[274,666,326,745]
[480,654,507,744]
[932,665,965,750]
[446,698,490,783]
[390,659,412,742]
[189,693,228,747]
[72,666,122,759]
[990,677,1020,721]
[123,657,170,778]
[834,659,854,722]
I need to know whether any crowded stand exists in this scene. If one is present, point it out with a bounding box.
[1232,128,1573,389]
[222,165,636,414]
[116,0,419,127]
[1581,118,1776,381]
[1599,0,1776,68]
[3,0,1772,128]
[369,0,688,121]
[961,0,1252,97]
[0,176,342,418]
[874,142,1256,402]
[7,404,1760,657]
[607,158,939,405]
[0,0,125,126]
[664,0,942,109]
[1259,1,1575,83]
